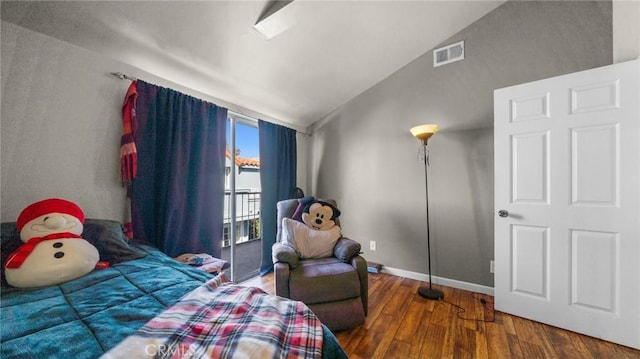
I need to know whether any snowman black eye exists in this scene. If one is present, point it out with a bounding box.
[43,216,50,222]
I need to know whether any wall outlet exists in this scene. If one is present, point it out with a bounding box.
[490,260,495,274]
[370,241,377,251]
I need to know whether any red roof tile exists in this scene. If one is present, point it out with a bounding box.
[226,148,260,168]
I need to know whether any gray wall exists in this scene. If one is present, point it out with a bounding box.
[1,20,128,221]
[310,1,612,287]
[613,0,640,63]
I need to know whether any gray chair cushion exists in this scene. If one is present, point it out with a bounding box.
[289,257,361,304]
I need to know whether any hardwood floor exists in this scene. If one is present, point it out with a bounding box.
[242,272,640,358]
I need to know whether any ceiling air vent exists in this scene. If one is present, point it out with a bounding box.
[433,40,464,67]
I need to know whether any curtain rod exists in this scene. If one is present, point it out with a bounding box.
[109,71,310,136]
[110,72,137,81]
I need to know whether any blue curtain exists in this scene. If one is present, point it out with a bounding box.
[258,120,297,275]
[131,81,227,258]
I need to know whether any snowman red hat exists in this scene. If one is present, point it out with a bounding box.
[16,198,85,231]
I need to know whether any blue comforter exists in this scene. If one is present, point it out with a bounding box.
[1,245,347,358]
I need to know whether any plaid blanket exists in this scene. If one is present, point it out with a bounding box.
[101,280,323,359]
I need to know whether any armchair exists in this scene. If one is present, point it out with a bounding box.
[272,198,368,331]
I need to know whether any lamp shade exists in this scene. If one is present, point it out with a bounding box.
[410,124,439,144]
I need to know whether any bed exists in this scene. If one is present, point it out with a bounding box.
[1,219,348,358]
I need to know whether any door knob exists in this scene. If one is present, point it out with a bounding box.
[498,210,509,218]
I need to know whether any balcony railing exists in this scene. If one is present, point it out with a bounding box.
[223,190,261,222]
[222,190,261,247]
[221,190,262,282]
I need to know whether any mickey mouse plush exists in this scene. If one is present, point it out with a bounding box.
[302,200,341,230]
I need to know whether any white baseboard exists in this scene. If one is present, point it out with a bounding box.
[380,266,494,296]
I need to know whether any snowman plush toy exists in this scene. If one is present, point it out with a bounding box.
[5,198,99,288]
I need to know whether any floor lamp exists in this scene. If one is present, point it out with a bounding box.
[410,124,444,301]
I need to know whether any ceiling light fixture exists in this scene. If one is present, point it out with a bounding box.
[253,1,297,40]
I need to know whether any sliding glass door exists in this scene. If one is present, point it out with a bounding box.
[222,114,261,282]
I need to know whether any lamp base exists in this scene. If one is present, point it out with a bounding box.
[418,286,444,300]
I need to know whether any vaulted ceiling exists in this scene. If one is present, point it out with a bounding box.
[1,1,504,129]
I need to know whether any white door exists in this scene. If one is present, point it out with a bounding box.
[494,59,639,349]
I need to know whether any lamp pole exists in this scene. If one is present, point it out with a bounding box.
[417,139,444,300]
